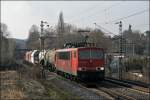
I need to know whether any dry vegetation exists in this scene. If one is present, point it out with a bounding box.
[0,71,25,99]
[0,61,82,99]
[21,62,82,99]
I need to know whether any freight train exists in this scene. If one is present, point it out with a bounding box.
[24,42,105,81]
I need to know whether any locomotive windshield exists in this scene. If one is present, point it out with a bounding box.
[79,49,104,59]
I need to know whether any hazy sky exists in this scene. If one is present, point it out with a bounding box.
[1,1,149,39]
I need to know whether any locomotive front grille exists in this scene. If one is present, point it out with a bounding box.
[77,70,105,80]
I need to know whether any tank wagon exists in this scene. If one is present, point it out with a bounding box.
[25,51,32,63]
[44,49,56,71]
[39,50,46,65]
[25,50,40,64]
[31,50,40,64]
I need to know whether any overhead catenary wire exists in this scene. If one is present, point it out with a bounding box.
[104,8,149,24]
[68,1,123,23]
[66,2,149,36]
[94,23,116,35]
[103,2,122,11]
[67,4,100,22]
[134,23,150,27]
[96,8,149,35]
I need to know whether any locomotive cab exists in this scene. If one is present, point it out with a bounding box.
[77,48,105,81]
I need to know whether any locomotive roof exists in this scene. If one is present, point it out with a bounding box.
[56,47,104,52]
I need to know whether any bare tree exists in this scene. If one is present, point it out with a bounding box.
[0,23,10,38]
[57,11,65,34]
[26,25,40,49]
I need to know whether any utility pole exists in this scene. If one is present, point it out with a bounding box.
[119,21,123,56]
[40,21,48,57]
[115,21,123,80]
[146,31,150,56]
[119,21,123,80]
[40,20,49,79]
[40,21,44,54]
[132,43,135,56]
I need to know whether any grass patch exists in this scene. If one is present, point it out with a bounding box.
[41,80,82,100]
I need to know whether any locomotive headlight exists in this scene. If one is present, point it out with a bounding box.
[78,67,82,71]
[100,67,104,70]
[96,67,100,70]
[78,67,86,71]
[96,67,104,71]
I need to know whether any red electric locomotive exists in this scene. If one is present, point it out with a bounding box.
[54,42,105,81]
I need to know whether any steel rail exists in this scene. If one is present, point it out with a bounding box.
[105,77,150,93]
[97,86,136,100]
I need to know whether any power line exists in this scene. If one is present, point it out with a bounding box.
[104,8,149,24]
[94,23,116,35]
[86,2,123,22]
[134,23,150,27]
[69,1,123,23]
[93,8,149,37]
[103,2,123,11]
[103,2,120,24]
[68,4,100,22]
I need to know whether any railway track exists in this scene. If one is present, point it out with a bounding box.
[36,64,149,100]
[20,61,149,100]
[76,81,143,100]
[43,68,149,100]
[59,78,148,100]
[97,86,136,100]
[97,80,150,100]
[105,77,150,93]
[71,77,149,100]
